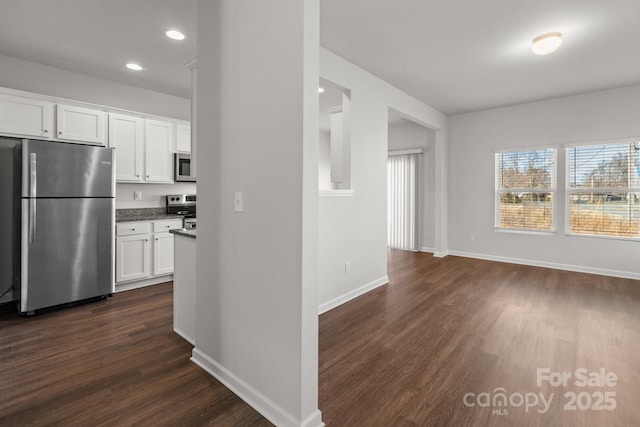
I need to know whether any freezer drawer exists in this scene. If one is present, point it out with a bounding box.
[20,197,114,313]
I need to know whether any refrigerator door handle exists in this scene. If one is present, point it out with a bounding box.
[29,199,36,243]
[30,152,37,198]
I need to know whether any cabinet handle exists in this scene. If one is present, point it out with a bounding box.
[146,175,150,178]
[155,238,159,241]
[58,131,62,135]
[145,238,149,242]
[166,225,170,228]
[130,228,136,231]
[136,174,140,177]
[43,129,48,134]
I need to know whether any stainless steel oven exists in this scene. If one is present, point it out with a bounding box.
[166,194,196,229]
[175,153,195,182]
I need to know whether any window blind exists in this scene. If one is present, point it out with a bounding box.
[388,153,418,250]
[567,142,640,238]
[495,149,556,231]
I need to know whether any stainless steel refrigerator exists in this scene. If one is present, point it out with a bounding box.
[0,138,115,315]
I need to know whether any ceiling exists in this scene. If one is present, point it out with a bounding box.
[0,0,197,99]
[1,1,639,115]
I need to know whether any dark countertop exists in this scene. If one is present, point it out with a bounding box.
[116,207,184,223]
[170,228,197,239]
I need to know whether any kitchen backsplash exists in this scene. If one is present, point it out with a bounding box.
[116,182,196,209]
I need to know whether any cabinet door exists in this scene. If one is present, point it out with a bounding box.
[145,119,174,183]
[109,114,144,182]
[0,94,53,139]
[153,233,174,276]
[175,123,191,153]
[57,104,107,145]
[116,234,150,282]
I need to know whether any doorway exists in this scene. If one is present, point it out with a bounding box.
[387,108,435,252]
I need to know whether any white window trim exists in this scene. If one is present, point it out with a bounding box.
[319,189,355,198]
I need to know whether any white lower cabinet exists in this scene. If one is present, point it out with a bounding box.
[116,234,150,282]
[116,219,182,286]
[153,233,175,276]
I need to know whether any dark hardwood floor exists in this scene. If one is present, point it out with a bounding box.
[0,283,271,426]
[1,251,639,426]
[319,250,640,426]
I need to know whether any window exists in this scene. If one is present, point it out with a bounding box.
[567,142,640,239]
[495,149,556,232]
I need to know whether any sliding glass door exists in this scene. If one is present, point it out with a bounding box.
[388,153,419,250]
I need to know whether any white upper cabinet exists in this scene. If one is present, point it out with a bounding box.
[175,123,191,153]
[109,113,144,182]
[56,104,107,145]
[0,94,53,139]
[145,119,174,183]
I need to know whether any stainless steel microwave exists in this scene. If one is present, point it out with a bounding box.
[175,153,196,182]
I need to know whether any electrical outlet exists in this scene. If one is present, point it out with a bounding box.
[344,261,351,274]
[468,233,475,242]
[134,191,142,201]
[234,192,243,212]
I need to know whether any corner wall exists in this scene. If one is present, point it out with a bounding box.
[448,84,640,279]
[318,48,447,313]
[194,1,322,426]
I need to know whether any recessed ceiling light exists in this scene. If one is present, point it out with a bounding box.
[126,63,143,71]
[532,32,562,55]
[166,30,185,40]
[318,87,325,93]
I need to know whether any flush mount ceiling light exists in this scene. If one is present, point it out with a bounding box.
[318,87,325,93]
[531,32,562,55]
[166,30,185,40]
[126,63,143,71]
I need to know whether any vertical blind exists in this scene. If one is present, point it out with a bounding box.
[388,153,418,250]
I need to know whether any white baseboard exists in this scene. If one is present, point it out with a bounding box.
[433,250,449,258]
[419,246,435,253]
[448,250,640,281]
[318,276,389,315]
[115,275,172,292]
[191,348,324,427]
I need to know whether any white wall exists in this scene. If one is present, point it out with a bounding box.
[194,1,322,426]
[0,53,190,119]
[448,84,640,279]
[318,130,334,190]
[388,120,436,251]
[116,182,196,209]
[318,48,448,313]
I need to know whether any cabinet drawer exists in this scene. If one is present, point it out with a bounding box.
[116,222,150,236]
[153,219,183,232]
